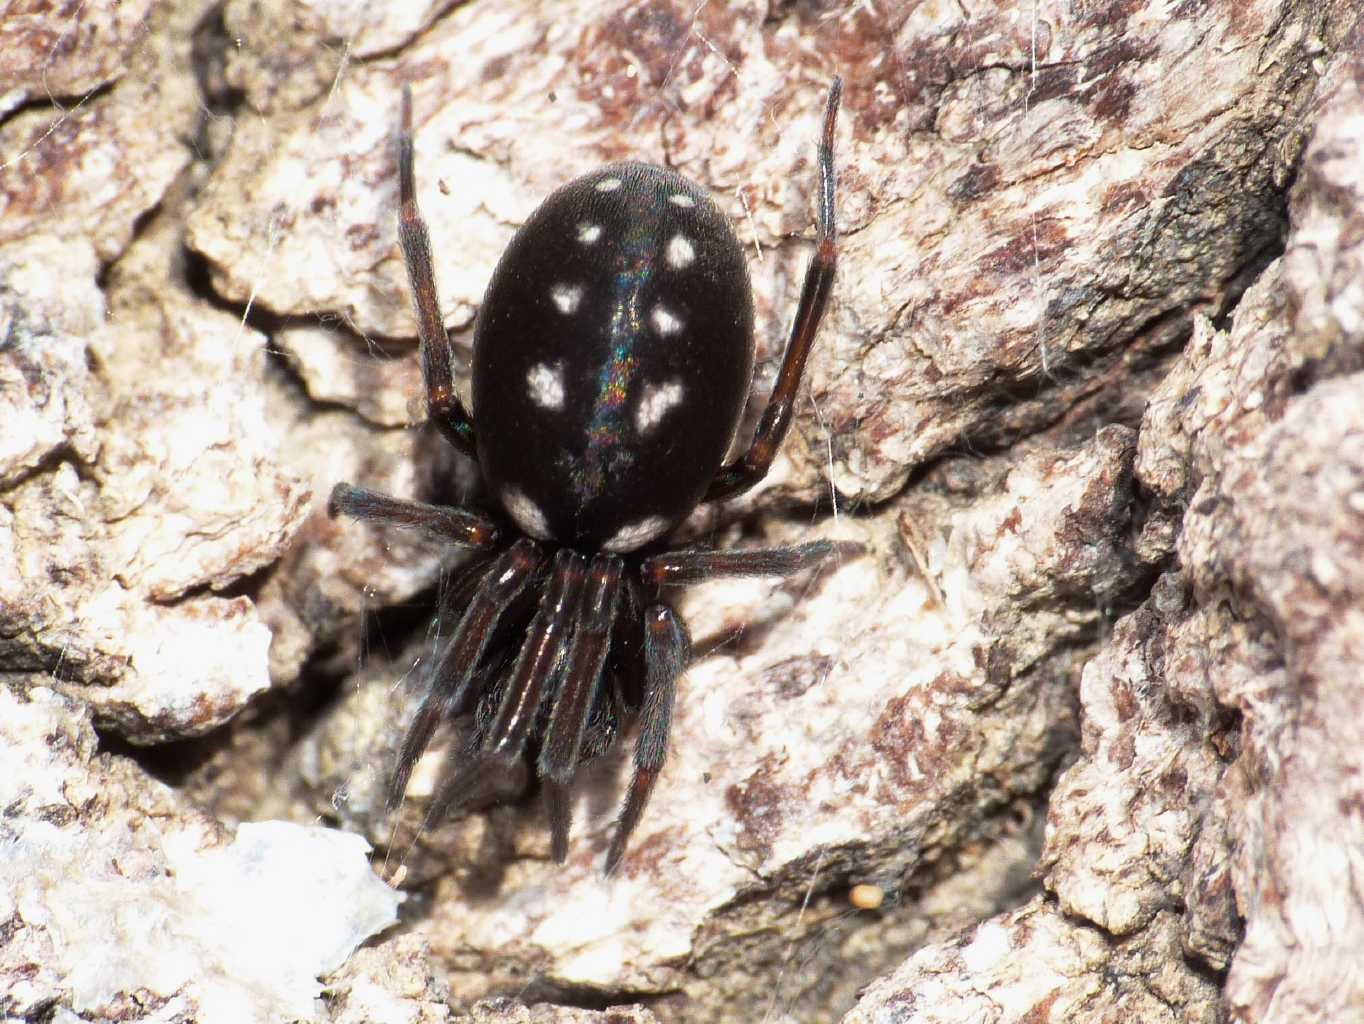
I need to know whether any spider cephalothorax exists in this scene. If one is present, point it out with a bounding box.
[331,78,846,874]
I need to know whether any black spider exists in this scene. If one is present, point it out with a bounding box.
[330,78,849,875]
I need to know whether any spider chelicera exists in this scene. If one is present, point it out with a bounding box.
[330,77,849,875]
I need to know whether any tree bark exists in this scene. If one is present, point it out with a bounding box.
[1,1,1360,1022]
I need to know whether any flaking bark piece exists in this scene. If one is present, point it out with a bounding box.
[0,0,198,261]
[0,235,102,486]
[0,0,153,106]
[0,225,310,742]
[1039,28,1364,1023]
[1040,573,1234,938]
[0,686,401,1022]
[842,901,1222,1023]
[219,0,453,113]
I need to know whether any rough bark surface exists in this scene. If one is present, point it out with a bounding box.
[0,686,401,1022]
[1,0,1361,1022]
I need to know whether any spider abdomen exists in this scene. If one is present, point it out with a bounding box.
[472,161,755,552]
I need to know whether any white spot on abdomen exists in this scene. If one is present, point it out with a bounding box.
[635,379,685,434]
[650,305,682,336]
[526,362,565,409]
[595,177,623,192]
[666,235,695,269]
[550,283,582,314]
[577,222,603,244]
[602,515,672,552]
[501,486,552,541]
[668,193,695,208]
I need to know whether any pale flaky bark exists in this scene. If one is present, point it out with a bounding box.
[2,1,1361,1022]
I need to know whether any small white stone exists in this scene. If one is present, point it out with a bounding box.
[668,193,696,208]
[651,305,683,336]
[635,379,685,434]
[602,515,672,552]
[550,283,582,315]
[577,222,603,244]
[501,487,552,540]
[666,235,695,269]
[526,362,565,409]
[595,177,623,192]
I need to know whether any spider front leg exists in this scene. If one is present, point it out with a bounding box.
[483,550,588,761]
[398,85,478,459]
[419,551,591,826]
[705,77,842,503]
[605,603,690,876]
[387,539,543,810]
[538,554,624,862]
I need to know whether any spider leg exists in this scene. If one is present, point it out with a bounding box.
[705,77,842,503]
[387,538,543,811]
[416,714,485,826]
[542,779,574,863]
[640,539,864,587]
[417,551,588,828]
[483,549,588,761]
[328,483,499,548]
[398,85,478,459]
[537,554,625,861]
[604,604,690,876]
[421,701,531,825]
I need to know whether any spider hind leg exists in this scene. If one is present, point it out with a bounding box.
[640,539,862,587]
[397,85,479,458]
